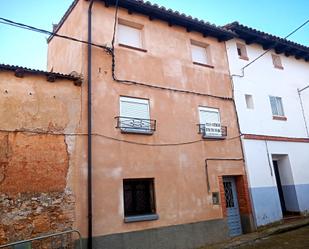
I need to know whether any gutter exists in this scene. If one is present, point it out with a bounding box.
[87,1,94,248]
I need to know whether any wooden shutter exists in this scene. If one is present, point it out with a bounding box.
[118,24,142,48]
[191,44,208,64]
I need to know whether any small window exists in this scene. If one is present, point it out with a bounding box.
[236,43,248,60]
[123,178,157,222]
[118,22,143,49]
[269,96,285,117]
[245,94,254,109]
[191,41,211,67]
[198,107,223,137]
[272,54,283,69]
[118,97,155,134]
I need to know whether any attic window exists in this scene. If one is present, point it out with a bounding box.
[272,54,284,69]
[236,43,248,60]
[191,40,213,68]
[117,19,146,52]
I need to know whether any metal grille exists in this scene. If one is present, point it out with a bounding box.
[223,181,235,208]
[197,124,227,138]
[115,116,156,133]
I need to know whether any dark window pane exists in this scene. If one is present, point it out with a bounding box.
[123,179,156,217]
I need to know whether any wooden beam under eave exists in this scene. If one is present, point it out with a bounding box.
[245,37,259,45]
[262,42,276,50]
[15,69,24,78]
[275,46,287,54]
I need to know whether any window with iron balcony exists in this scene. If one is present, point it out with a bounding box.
[197,107,227,139]
[116,96,156,134]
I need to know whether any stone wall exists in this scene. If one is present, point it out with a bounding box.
[0,132,75,245]
[0,191,75,245]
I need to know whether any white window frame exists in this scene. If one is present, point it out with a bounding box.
[117,20,143,49]
[269,96,285,117]
[191,40,210,66]
[119,96,151,133]
[198,106,222,137]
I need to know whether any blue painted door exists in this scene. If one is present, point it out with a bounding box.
[223,177,242,236]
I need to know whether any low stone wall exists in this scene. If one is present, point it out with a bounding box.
[0,190,75,245]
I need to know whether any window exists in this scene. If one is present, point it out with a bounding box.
[117,97,155,134]
[123,178,158,222]
[245,94,254,109]
[269,96,285,117]
[236,43,248,60]
[191,41,212,67]
[272,54,284,69]
[117,21,143,49]
[198,107,226,138]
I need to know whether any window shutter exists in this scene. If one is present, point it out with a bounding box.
[276,97,284,116]
[269,96,278,115]
[199,107,221,136]
[191,44,208,64]
[120,97,150,119]
[118,24,142,48]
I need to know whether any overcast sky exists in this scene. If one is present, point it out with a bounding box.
[0,0,308,70]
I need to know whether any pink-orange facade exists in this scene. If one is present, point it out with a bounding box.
[45,0,254,248]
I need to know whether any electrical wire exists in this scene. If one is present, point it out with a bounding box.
[0,17,112,53]
[0,16,233,100]
[0,128,242,147]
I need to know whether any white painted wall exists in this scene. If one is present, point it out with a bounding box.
[244,139,309,187]
[226,39,309,138]
[226,38,309,223]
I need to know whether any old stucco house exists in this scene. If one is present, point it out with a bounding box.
[47,0,253,248]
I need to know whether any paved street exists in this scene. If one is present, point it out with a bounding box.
[237,225,309,249]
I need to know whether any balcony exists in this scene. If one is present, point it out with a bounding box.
[197,123,227,139]
[115,116,156,135]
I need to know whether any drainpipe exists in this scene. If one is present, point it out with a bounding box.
[298,85,309,137]
[87,1,94,248]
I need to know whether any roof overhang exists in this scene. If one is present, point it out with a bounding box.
[225,22,309,62]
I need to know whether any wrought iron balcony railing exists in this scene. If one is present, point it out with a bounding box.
[197,123,227,139]
[115,116,156,134]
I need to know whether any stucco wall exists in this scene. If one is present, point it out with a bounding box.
[0,71,82,244]
[47,1,249,240]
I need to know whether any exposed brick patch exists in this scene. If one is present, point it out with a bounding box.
[0,190,75,245]
[218,176,227,217]
[236,175,252,215]
[0,132,69,194]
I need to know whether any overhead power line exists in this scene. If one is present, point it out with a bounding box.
[0,17,111,52]
[0,16,233,100]
[240,19,309,73]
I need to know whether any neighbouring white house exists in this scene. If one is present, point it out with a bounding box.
[225,22,309,227]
